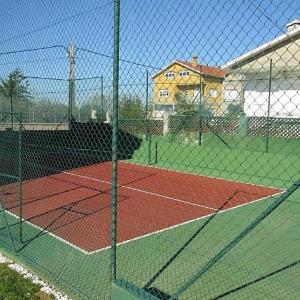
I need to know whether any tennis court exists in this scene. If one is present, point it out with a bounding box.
[0,161,281,254]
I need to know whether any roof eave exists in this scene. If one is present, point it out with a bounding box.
[222,27,300,70]
[153,60,224,79]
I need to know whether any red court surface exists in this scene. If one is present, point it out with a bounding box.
[0,162,282,253]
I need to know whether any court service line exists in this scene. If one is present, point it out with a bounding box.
[63,171,218,211]
[87,190,284,255]
[124,161,283,191]
[2,189,283,256]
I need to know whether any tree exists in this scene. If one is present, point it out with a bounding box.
[119,95,144,119]
[174,92,213,117]
[0,69,31,122]
[225,103,242,117]
[174,93,196,115]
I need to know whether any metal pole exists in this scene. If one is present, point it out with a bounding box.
[18,113,23,242]
[265,59,272,153]
[68,42,75,126]
[145,70,150,141]
[32,101,35,123]
[148,134,152,165]
[198,73,202,146]
[100,75,104,122]
[10,76,13,128]
[111,0,121,281]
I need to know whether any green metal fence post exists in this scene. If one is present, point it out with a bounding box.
[10,75,14,128]
[111,0,121,282]
[145,70,150,141]
[101,75,104,122]
[68,42,75,126]
[265,59,272,153]
[18,113,23,242]
[198,74,202,146]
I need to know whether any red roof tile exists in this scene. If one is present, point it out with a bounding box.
[176,60,226,78]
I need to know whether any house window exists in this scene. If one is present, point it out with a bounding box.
[164,105,174,111]
[154,104,174,111]
[154,104,164,111]
[159,89,169,97]
[179,70,189,77]
[165,72,174,79]
[224,89,238,101]
[209,89,217,98]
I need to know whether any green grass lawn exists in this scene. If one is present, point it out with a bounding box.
[0,133,299,299]
[0,263,54,300]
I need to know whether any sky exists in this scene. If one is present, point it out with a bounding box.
[0,0,298,105]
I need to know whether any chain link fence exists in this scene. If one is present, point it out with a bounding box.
[0,0,299,299]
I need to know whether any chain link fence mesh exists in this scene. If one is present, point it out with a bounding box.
[0,0,299,299]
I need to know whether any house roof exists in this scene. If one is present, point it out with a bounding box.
[152,60,226,79]
[222,23,300,70]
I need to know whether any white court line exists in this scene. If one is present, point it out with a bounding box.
[123,161,283,191]
[1,170,284,256]
[3,209,90,255]
[87,190,284,255]
[62,171,218,211]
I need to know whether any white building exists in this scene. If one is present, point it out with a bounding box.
[222,20,300,118]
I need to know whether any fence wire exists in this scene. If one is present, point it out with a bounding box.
[0,1,299,299]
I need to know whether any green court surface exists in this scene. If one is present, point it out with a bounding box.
[0,139,299,299]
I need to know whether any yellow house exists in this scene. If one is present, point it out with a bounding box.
[152,57,225,118]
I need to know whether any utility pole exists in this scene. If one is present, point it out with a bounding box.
[68,42,75,127]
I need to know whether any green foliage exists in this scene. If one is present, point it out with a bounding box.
[225,103,242,117]
[174,93,213,117]
[0,69,31,101]
[119,95,144,119]
[0,69,32,120]
[174,93,196,115]
[0,264,41,300]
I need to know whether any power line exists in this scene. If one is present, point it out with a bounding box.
[0,1,113,46]
[0,45,67,56]
[24,76,67,81]
[77,47,161,70]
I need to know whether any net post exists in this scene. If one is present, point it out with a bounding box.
[111,0,121,282]
[154,141,158,164]
[148,133,152,165]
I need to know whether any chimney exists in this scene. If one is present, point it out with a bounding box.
[191,56,198,68]
[286,20,300,32]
